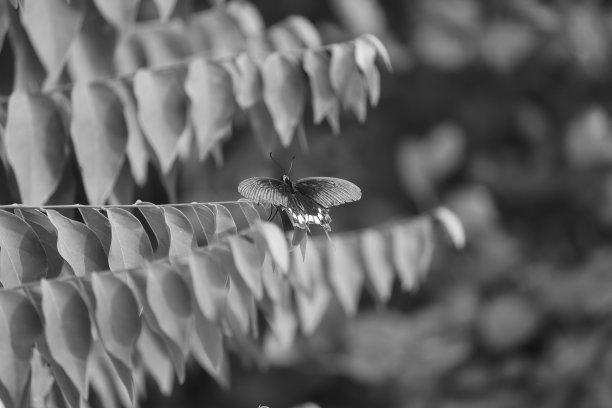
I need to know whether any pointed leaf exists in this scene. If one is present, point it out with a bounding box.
[0,209,47,287]
[237,201,262,228]
[15,209,63,279]
[41,280,92,397]
[71,81,128,204]
[354,36,381,106]
[111,80,149,186]
[137,203,171,258]
[92,0,139,31]
[47,210,109,275]
[262,292,297,349]
[284,16,322,48]
[134,69,187,173]
[391,221,429,291]
[330,43,368,123]
[433,207,466,249]
[327,237,365,315]
[295,244,330,335]
[262,54,306,147]
[256,221,289,273]
[185,59,235,159]
[146,262,192,357]
[228,235,263,300]
[5,92,67,205]
[188,251,228,321]
[79,208,112,256]
[302,50,340,133]
[153,0,176,20]
[210,204,237,241]
[136,325,174,395]
[107,208,154,270]
[87,344,121,408]
[163,206,197,258]
[190,308,225,381]
[290,244,314,295]
[0,290,42,408]
[225,53,261,110]
[360,229,394,302]
[20,0,84,80]
[359,34,392,71]
[91,273,141,367]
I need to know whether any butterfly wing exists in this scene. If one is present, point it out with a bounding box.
[238,177,290,207]
[295,177,362,208]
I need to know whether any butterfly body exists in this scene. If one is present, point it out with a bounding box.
[238,174,361,232]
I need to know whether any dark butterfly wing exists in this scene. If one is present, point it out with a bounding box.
[295,177,362,208]
[238,177,290,207]
[286,192,332,231]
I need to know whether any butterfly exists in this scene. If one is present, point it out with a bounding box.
[238,156,361,232]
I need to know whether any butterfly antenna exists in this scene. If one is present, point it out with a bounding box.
[288,155,296,175]
[269,152,286,174]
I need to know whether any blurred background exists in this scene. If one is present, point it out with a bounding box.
[4,0,612,407]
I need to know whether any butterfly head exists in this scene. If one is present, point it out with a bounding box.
[281,174,296,192]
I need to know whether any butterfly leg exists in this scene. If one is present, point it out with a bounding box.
[267,205,280,221]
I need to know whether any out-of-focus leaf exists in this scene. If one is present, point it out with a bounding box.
[146,262,192,359]
[47,210,109,275]
[41,280,92,397]
[262,291,297,349]
[295,243,330,335]
[134,68,188,174]
[15,209,63,279]
[356,34,392,71]
[433,207,466,250]
[391,219,435,290]
[5,92,67,205]
[284,15,322,48]
[0,1,9,53]
[354,36,381,106]
[0,210,47,287]
[71,81,127,205]
[246,101,280,155]
[93,0,139,31]
[360,228,394,302]
[565,107,612,167]
[163,206,197,258]
[225,53,261,110]
[262,53,306,147]
[330,43,368,123]
[20,0,84,81]
[111,80,149,186]
[188,9,246,59]
[262,253,284,303]
[87,343,121,408]
[226,1,265,38]
[137,203,171,258]
[303,49,340,133]
[7,7,46,92]
[480,21,535,72]
[188,251,229,321]
[210,204,237,242]
[0,290,42,408]
[92,273,141,367]
[237,201,262,228]
[256,221,289,274]
[153,0,176,20]
[228,235,264,300]
[190,308,226,384]
[185,59,235,160]
[136,325,174,396]
[108,160,135,205]
[107,208,154,270]
[30,349,55,408]
[327,237,365,315]
[269,24,304,54]
[79,208,111,256]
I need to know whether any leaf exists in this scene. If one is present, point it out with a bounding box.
[210,204,237,242]
[256,221,289,274]
[137,203,171,258]
[262,53,306,147]
[360,229,394,302]
[146,262,192,360]
[289,243,314,295]
[0,290,42,408]
[283,15,322,48]
[47,210,109,275]
[0,1,10,54]
[71,81,128,204]
[225,53,261,110]
[153,0,176,20]
[133,69,188,174]
[15,208,63,279]
[269,24,304,53]
[327,237,365,316]
[354,36,381,106]
[5,92,67,205]
[92,0,139,31]
[261,253,284,303]
[302,50,340,133]
[136,325,174,395]
[391,220,434,291]
[294,244,330,335]
[330,43,368,123]
[190,308,225,382]
[226,1,265,38]
[226,273,255,337]
[20,0,85,81]
[87,344,121,408]
[262,292,297,349]
[228,235,264,300]
[107,208,154,270]
[246,101,280,155]
[185,59,235,159]
[41,280,92,397]
[163,206,197,258]
[0,209,47,287]
[433,207,466,249]
[358,34,392,71]
[91,273,141,368]
[237,201,261,228]
[79,208,112,256]
[110,80,149,186]
[188,251,228,321]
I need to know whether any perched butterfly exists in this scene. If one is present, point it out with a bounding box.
[238,155,362,232]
